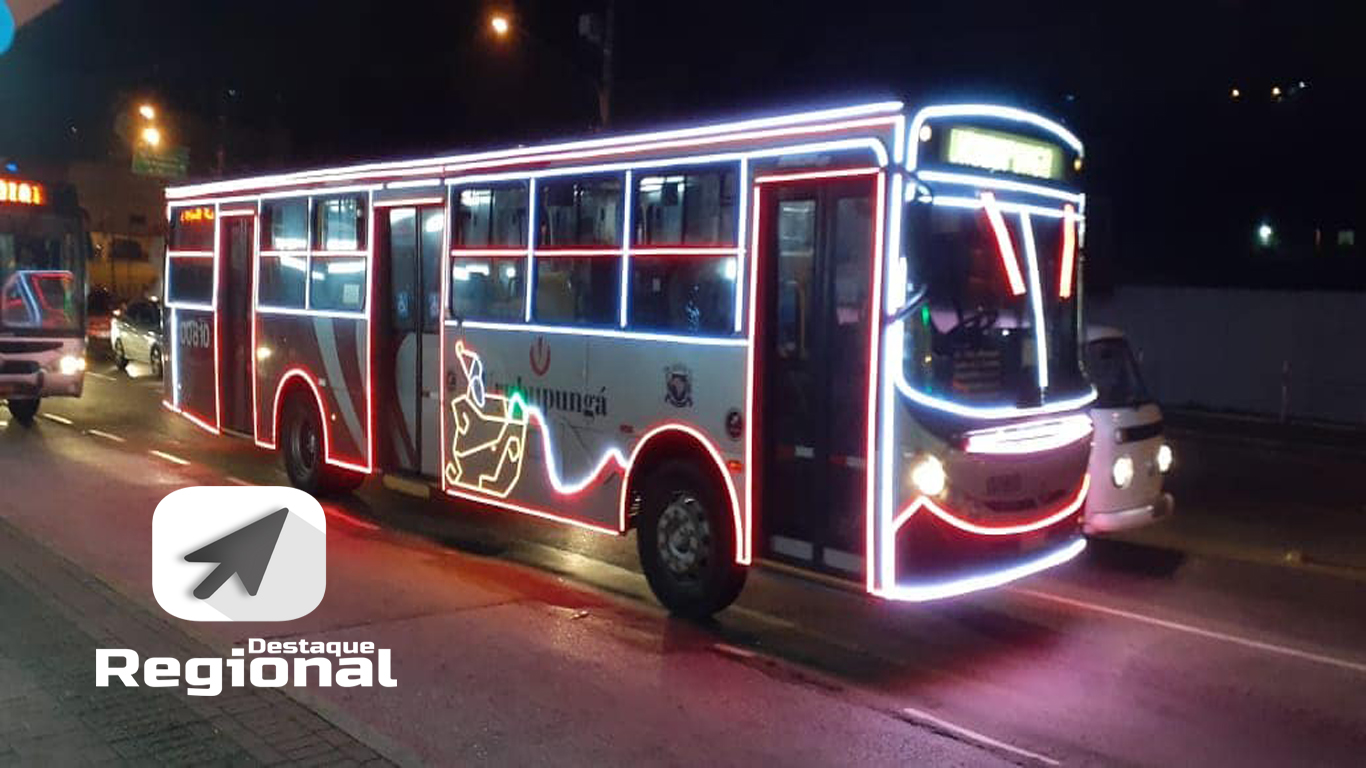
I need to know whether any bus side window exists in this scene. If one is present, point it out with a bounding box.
[776,199,816,359]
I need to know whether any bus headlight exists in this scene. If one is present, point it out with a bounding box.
[59,355,87,376]
[910,455,947,498]
[1111,456,1134,488]
[1156,443,1173,473]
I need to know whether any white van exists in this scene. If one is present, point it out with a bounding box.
[1083,326,1173,533]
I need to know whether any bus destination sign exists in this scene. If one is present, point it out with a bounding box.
[944,126,1064,181]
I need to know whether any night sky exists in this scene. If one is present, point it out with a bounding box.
[2,0,1362,287]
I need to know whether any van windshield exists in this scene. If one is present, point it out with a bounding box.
[1085,337,1151,407]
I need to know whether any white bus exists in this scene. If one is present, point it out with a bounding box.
[1,173,88,425]
[163,100,1095,616]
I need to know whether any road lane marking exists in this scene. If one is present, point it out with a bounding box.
[899,706,1061,766]
[1015,587,1366,675]
[225,475,253,486]
[86,429,126,443]
[41,413,74,425]
[149,449,191,467]
[322,507,381,531]
[88,372,116,382]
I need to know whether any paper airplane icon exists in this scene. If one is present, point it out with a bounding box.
[184,507,290,599]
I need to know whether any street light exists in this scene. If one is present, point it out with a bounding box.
[138,103,156,120]
[490,13,510,37]
[140,125,162,148]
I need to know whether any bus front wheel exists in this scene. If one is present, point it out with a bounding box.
[5,398,39,426]
[281,395,363,497]
[637,460,746,619]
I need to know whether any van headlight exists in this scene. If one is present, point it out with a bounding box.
[1111,455,1134,488]
[1156,443,1173,473]
[910,455,947,497]
[59,355,87,376]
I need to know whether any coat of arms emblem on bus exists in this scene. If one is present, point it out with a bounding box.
[664,364,693,408]
[445,342,530,498]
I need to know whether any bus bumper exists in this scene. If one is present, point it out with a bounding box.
[0,339,86,399]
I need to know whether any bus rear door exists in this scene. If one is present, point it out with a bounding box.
[755,171,879,578]
[379,205,445,477]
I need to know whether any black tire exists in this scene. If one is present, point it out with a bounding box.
[149,346,164,379]
[113,339,129,370]
[280,394,363,497]
[5,398,40,426]
[637,460,747,619]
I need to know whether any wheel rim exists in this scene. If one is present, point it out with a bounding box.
[291,413,320,475]
[656,492,712,582]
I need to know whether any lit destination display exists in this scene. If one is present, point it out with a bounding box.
[944,126,1064,180]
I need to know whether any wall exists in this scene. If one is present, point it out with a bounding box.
[1088,286,1366,425]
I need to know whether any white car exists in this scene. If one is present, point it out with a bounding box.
[111,298,165,378]
[1083,326,1173,533]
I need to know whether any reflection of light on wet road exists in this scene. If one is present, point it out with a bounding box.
[148,449,191,466]
[86,429,126,443]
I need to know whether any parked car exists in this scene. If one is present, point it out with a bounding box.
[86,285,115,343]
[1083,326,1174,533]
[111,298,165,377]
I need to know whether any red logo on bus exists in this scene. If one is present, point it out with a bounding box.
[529,336,551,376]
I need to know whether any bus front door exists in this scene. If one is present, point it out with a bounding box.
[381,206,444,477]
[758,175,877,578]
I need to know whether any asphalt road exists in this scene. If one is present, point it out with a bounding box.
[2,357,1364,766]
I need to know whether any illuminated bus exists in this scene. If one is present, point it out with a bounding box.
[163,101,1095,616]
[0,174,88,424]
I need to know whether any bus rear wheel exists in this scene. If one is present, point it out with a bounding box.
[637,460,746,619]
[281,395,363,497]
[5,398,39,426]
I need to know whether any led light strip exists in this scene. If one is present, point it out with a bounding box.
[455,319,748,347]
[619,170,634,327]
[963,414,1093,454]
[893,377,1097,419]
[1059,204,1077,299]
[374,196,445,208]
[879,538,1086,602]
[257,368,369,471]
[440,137,888,188]
[733,158,750,333]
[1020,212,1049,391]
[168,103,902,198]
[981,192,1027,296]
[919,195,1079,220]
[441,343,744,551]
[907,103,1084,169]
[892,475,1089,537]
[916,169,1083,205]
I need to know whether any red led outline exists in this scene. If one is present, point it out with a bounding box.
[980,192,1027,296]
[892,474,1089,537]
[1059,203,1077,299]
[258,367,370,473]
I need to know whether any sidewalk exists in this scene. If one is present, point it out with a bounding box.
[0,517,392,767]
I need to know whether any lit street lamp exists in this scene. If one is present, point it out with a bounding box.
[140,125,162,148]
[490,14,510,37]
[138,103,156,120]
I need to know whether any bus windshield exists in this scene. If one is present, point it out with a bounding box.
[900,201,1085,407]
[0,214,84,334]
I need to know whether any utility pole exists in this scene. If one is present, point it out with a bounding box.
[596,0,614,128]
